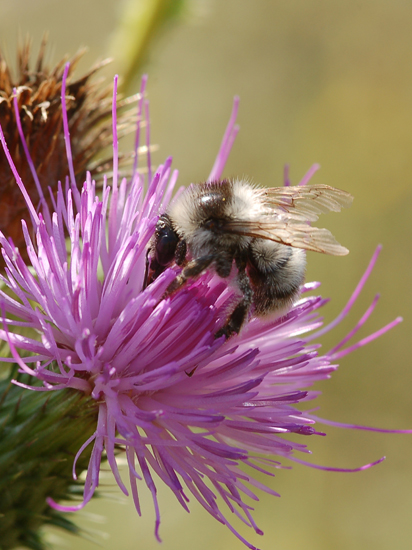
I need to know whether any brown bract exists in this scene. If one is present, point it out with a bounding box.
[0,37,136,261]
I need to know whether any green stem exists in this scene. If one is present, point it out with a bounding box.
[110,0,187,91]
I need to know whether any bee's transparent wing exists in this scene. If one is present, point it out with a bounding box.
[226,220,349,255]
[226,184,352,255]
[264,184,353,222]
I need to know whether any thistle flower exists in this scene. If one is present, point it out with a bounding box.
[0,65,403,550]
[0,37,135,254]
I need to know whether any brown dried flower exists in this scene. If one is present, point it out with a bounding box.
[0,37,135,254]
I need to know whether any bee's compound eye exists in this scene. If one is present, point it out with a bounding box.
[155,227,179,266]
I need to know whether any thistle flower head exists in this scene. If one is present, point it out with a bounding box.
[0,65,402,549]
[0,38,135,254]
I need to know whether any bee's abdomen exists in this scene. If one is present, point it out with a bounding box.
[248,240,306,316]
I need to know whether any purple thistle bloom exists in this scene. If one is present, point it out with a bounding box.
[0,65,404,549]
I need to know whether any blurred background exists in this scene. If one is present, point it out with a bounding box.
[0,1,411,549]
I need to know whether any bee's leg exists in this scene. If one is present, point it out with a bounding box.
[175,239,187,266]
[143,249,169,290]
[215,259,253,339]
[165,255,215,295]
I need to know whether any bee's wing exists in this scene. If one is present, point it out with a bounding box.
[264,184,353,222]
[226,184,352,256]
[225,220,349,255]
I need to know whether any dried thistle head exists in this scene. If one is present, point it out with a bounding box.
[0,37,135,253]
